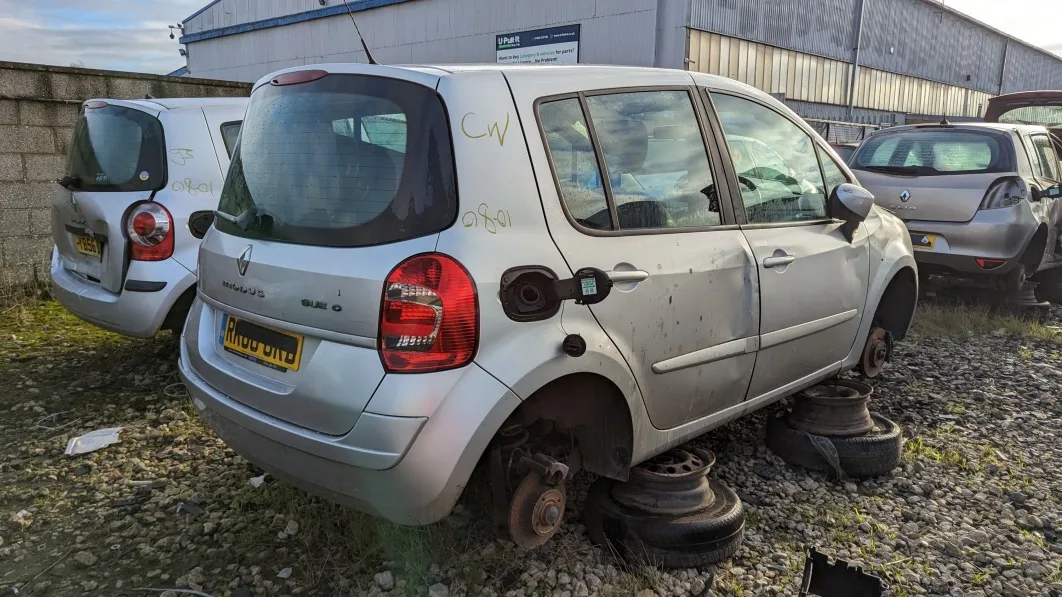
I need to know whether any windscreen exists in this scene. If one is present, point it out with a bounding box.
[852,130,1012,176]
[65,104,165,192]
[997,105,1062,128]
[215,74,457,248]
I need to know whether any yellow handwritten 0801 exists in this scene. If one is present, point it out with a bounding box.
[460,112,510,147]
[462,203,512,234]
[171,178,214,197]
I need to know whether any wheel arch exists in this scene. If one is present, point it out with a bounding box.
[160,281,198,332]
[505,372,634,481]
[873,266,918,342]
[1020,223,1049,272]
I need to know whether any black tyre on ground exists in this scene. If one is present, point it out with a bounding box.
[766,411,902,477]
[583,476,745,568]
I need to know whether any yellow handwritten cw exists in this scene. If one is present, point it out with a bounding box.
[460,112,510,147]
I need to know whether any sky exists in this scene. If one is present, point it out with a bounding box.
[0,0,1058,75]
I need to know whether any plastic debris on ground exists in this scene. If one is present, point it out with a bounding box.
[64,427,122,456]
[248,473,268,487]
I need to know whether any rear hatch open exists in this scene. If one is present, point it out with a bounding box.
[52,101,166,292]
[850,128,1016,223]
[195,68,458,435]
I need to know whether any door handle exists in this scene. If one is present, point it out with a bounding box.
[763,255,796,269]
[608,270,650,283]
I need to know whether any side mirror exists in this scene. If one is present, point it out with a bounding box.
[831,183,875,242]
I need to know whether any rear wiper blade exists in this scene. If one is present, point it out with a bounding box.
[57,175,83,189]
[860,165,934,176]
[214,206,280,231]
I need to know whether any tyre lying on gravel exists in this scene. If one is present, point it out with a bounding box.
[583,448,744,568]
[766,380,902,478]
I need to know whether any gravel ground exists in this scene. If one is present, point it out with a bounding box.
[1,300,1060,596]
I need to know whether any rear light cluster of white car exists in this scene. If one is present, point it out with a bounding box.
[378,254,479,373]
[126,202,174,261]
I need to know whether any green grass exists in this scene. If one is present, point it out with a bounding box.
[903,437,970,469]
[912,302,1062,341]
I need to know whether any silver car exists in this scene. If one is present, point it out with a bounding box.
[51,98,246,338]
[849,123,1062,293]
[179,64,917,538]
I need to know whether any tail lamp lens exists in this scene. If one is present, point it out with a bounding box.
[379,254,478,373]
[126,202,173,261]
[975,258,1007,270]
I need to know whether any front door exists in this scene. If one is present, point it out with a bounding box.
[527,86,759,430]
[709,91,870,399]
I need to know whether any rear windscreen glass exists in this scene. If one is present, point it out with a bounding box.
[997,106,1062,128]
[215,74,457,248]
[65,104,165,192]
[852,130,1012,176]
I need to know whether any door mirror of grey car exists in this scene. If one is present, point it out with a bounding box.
[831,183,875,242]
[1032,185,1061,201]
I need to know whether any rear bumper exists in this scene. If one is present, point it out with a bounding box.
[905,204,1038,276]
[178,311,520,525]
[50,248,194,338]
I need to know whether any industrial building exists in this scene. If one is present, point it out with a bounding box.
[178,0,1062,133]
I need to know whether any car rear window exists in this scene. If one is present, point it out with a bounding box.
[852,130,1012,176]
[215,74,457,248]
[65,103,165,192]
[997,105,1062,128]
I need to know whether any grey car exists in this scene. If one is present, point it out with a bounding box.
[178,63,917,544]
[849,123,1062,293]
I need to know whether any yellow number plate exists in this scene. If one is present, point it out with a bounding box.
[910,233,936,250]
[75,235,101,257]
[221,314,304,372]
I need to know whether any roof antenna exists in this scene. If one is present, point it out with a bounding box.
[341,0,378,65]
[940,94,950,125]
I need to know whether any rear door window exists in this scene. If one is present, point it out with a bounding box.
[853,130,1011,175]
[216,74,457,248]
[1031,135,1060,181]
[65,103,165,192]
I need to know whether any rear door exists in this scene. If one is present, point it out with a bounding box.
[194,68,457,435]
[708,91,869,400]
[849,128,1014,223]
[517,75,759,431]
[51,100,167,293]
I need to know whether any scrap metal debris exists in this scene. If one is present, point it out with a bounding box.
[64,427,122,456]
[798,548,884,597]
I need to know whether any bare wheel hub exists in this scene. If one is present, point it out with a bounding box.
[859,328,891,378]
[788,379,874,437]
[508,474,566,548]
[611,448,717,515]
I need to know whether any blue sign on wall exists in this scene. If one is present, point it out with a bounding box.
[496,24,581,65]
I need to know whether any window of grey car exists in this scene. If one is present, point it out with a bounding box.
[215,74,457,248]
[852,130,1012,176]
[64,103,165,192]
[539,98,611,230]
[1031,135,1060,181]
[710,93,827,224]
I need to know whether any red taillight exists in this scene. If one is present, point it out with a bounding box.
[126,202,173,261]
[378,254,478,373]
[976,258,1007,270]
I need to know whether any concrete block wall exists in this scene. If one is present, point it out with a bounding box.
[0,61,250,296]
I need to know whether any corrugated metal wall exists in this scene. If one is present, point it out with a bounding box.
[185,0,661,82]
[688,30,989,118]
[858,0,1005,94]
[1003,42,1062,95]
[689,0,1062,98]
[689,0,859,63]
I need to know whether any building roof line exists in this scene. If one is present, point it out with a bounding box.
[914,0,1061,65]
[183,0,223,24]
[180,0,413,42]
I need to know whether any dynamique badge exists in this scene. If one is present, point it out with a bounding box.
[899,189,911,203]
[237,245,252,276]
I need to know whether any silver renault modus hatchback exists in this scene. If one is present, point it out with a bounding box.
[180,63,918,547]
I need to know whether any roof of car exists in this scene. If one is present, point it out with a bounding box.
[95,97,248,111]
[869,121,1048,135]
